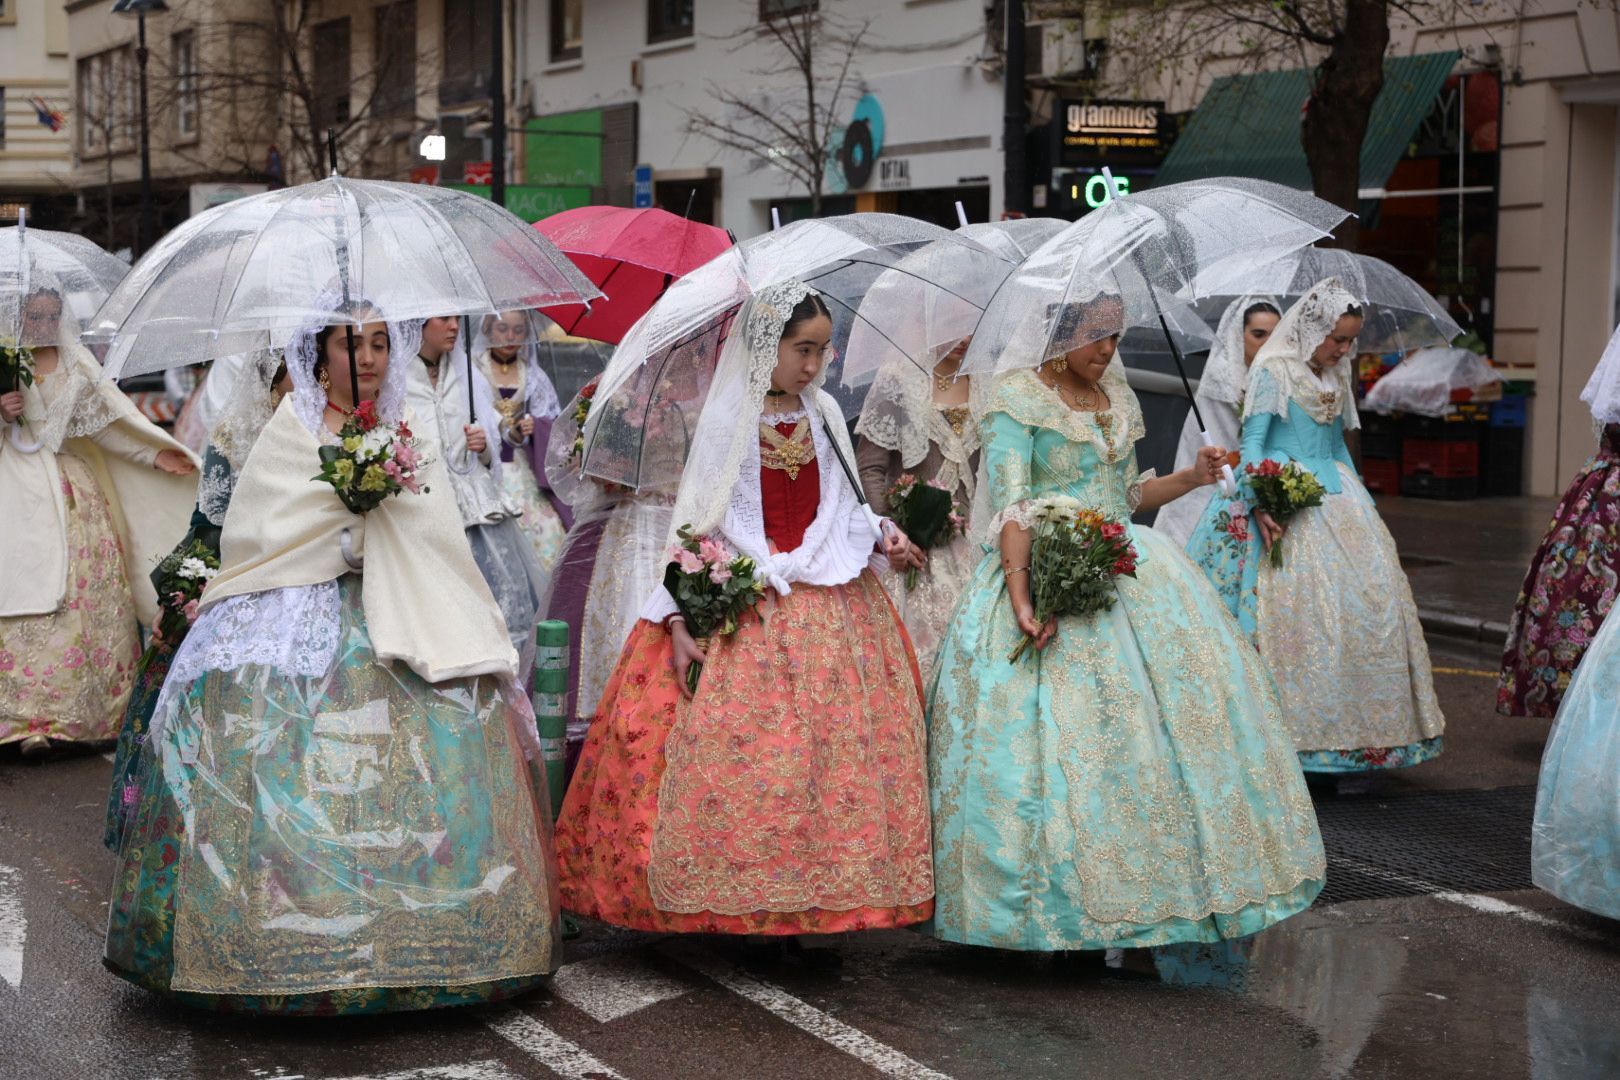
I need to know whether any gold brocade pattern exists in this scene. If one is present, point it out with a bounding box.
[1255,464,1446,752]
[143,583,559,995]
[940,405,971,437]
[648,573,935,914]
[0,452,140,744]
[758,420,815,480]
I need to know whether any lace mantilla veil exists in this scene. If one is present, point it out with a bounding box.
[17,300,123,454]
[1245,277,1362,430]
[470,311,563,422]
[1581,322,1620,428]
[282,287,421,436]
[1200,293,1280,407]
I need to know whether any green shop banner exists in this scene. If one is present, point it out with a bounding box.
[446,108,610,223]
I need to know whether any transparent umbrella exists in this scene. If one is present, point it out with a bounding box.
[962,173,1349,493]
[85,176,603,401]
[578,213,999,501]
[1232,247,1464,354]
[0,208,129,348]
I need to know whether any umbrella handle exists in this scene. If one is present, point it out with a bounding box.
[339,527,364,570]
[1200,429,1238,497]
[7,420,41,454]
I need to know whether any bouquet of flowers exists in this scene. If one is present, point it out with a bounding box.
[568,379,597,464]
[0,339,34,395]
[1244,459,1327,568]
[662,524,766,693]
[151,539,219,644]
[885,474,967,590]
[313,399,430,514]
[1009,497,1139,663]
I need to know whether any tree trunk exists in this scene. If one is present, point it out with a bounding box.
[1301,0,1389,251]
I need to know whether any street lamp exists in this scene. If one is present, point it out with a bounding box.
[112,0,169,255]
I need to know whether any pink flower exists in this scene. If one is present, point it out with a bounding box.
[0,651,12,673]
[62,647,85,669]
[1225,513,1250,543]
[675,548,705,575]
[709,564,733,585]
[1100,522,1126,541]
[92,648,112,668]
[698,538,731,566]
[381,459,403,484]
[183,599,200,623]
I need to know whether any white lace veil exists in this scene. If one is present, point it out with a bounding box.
[471,310,563,421]
[209,350,286,470]
[17,286,122,453]
[668,280,821,542]
[1246,277,1362,430]
[281,286,421,435]
[853,350,989,499]
[1580,323,1620,427]
[1201,294,1280,406]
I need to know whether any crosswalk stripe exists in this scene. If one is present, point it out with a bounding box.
[667,944,955,1080]
[0,864,24,990]
[486,1009,631,1080]
[549,952,691,1023]
[274,1062,527,1080]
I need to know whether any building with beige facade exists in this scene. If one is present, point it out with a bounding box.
[0,0,75,228]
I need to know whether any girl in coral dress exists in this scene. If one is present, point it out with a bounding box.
[555,284,934,953]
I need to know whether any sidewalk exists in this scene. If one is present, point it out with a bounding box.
[1374,492,1559,645]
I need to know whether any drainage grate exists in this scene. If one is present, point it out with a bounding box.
[1313,785,1536,905]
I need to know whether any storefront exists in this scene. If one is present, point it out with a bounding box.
[1042,97,1174,219]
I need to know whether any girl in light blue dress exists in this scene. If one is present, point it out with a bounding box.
[926,300,1325,953]
[1185,279,1444,774]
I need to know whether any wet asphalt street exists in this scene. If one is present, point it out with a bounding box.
[2,629,1618,1080]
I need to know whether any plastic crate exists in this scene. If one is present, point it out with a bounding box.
[1482,425,1524,496]
[1360,413,1401,460]
[1401,472,1479,499]
[1401,414,1486,440]
[1401,438,1480,479]
[1490,395,1529,429]
[1362,457,1401,494]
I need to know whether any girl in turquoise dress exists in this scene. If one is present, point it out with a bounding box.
[1185,279,1445,774]
[927,301,1325,953]
[104,302,559,1015]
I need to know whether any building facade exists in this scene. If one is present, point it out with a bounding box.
[0,0,75,228]
[508,0,1006,234]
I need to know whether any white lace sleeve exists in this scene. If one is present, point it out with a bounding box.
[1128,468,1158,513]
[985,500,1041,537]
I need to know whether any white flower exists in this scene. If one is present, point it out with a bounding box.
[1034,495,1082,523]
[176,556,213,580]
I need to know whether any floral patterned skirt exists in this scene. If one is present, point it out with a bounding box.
[1498,445,1620,718]
[555,572,935,934]
[0,452,140,746]
[500,454,567,578]
[104,577,558,1013]
[104,635,175,850]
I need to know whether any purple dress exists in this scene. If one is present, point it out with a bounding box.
[1498,423,1620,717]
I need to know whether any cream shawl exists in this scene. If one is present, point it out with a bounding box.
[0,342,197,622]
[200,396,518,682]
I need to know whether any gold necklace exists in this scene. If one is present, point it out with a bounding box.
[932,363,959,393]
[1042,371,1101,412]
[759,418,814,479]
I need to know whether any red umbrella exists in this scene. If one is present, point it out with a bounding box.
[535,205,731,344]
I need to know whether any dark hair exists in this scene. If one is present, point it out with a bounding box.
[1047,294,1125,351]
[1343,303,1364,319]
[1242,301,1280,325]
[781,292,831,340]
[270,359,288,388]
[312,308,388,378]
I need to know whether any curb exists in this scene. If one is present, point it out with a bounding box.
[1419,609,1511,646]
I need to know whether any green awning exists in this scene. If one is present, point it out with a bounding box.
[1155,51,1460,190]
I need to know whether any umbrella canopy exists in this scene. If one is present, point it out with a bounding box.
[86,177,602,380]
[578,213,1001,492]
[1231,247,1464,354]
[961,177,1348,380]
[1,210,129,347]
[956,217,1067,262]
[534,205,731,344]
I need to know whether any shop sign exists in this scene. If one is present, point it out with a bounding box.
[878,158,911,190]
[1054,99,1170,168]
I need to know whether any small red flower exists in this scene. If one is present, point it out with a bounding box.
[1247,459,1284,478]
[353,399,380,432]
[1100,522,1125,541]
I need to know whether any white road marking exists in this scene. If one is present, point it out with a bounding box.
[550,952,690,1023]
[270,1064,526,1080]
[101,751,117,763]
[1432,891,1608,941]
[1333,855,1446,896]
[0,863,24,989]
[668,944,954,1080]
[486,1009,631,1080]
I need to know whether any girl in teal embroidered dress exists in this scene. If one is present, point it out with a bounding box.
[1184,279,1445,774]
[926,315,1325,953]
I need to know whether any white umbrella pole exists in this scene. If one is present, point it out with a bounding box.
[770,207,782,231]
[955,201,970,228]
[7,206,41,453]
[1100,168,1236,497]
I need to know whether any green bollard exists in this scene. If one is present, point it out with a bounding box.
[532,620,570,822]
